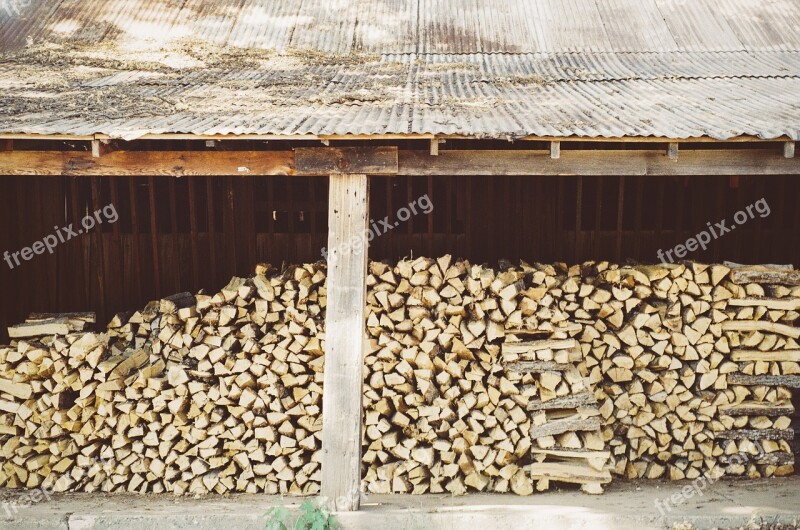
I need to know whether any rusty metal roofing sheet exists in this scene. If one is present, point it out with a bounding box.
[1,0,800,140]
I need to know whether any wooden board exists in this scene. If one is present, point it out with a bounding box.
[8,318,70,338]
[502,339,577,354]
[527,391,597,411]
[727,374,800,388]
[530,416,602,439]
[320,173,369,511]
[731,268,800,286]
[0,151,295,176]
[721,320,800,338]
[3,148,800,177]
[506,361,574,373]
[728,298,800,310]
[528,462,612,484]
[719,400,794,417]
[731,350,800,362]
[717,429,794,441]
[295,147,398,175]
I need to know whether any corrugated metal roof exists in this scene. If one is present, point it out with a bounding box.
[1,0,799,140]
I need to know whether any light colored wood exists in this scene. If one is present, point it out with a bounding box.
[731,267,800,286]
[3,148,800,177]
[785,141,796,159]
[321,173,369,512]
[667,142,679,160]
[731,349,800,362]
[728,297,800,310]
[8,318,71,338]
[550,141,560,159]
[721,320,800,338]
[719,400,794,417]
[398,149,800,176]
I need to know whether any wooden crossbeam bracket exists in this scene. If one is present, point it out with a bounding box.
[550,141,561,159]
[295,146,398,175]
[784,141,796,159]
[91,139,113,158]
[667,142,679,161]
[430,138,445,156]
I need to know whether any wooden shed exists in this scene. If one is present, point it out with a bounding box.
[1,0,799,511]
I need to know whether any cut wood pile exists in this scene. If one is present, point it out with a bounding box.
[0,258,797,496]
[1,264,327,494]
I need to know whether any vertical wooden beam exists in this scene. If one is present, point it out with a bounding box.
[784,141,796,159]
[667,142,679,161]
[550,141,561,159]
[321,173,369,512]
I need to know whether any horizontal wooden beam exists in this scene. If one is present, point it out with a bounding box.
[295,146,398,175]
[0,151,295,176]
[397,149,800,176]
[2,148,799,176]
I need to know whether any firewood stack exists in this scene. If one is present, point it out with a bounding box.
[0,264,328,494]
[503,330,612,494]
[362,257,533,495]
[716,266,799,478]
[1,258,797,498]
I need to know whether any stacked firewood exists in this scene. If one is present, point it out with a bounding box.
[0,264,327,494]
[0,258,796,497]
[361,257,533,495]
[715,266,799,478]
[503,329,612,494]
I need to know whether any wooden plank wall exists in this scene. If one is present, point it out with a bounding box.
[1,174,798,340]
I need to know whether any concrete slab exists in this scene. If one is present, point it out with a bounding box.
[1,477,799,530]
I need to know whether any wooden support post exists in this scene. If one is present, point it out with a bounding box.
[430,138,440,156]
[91,139,112,158]
[550,141,561,159]
[784,141,795,159]
[667,142,679,161]
[0,139,12,151]
[321,173,369,511]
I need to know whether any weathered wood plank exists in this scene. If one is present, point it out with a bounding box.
[0,151,295,176]
[731,267,800,286]
[719,400,794,417]
[529,462,612,484]
[727,374,800,388]
[720,452,794,466]
[506,361,574,373]
[397,150,800,176]
[503,339,577,354]
[296,147,398,175]
[731,350,800,362]
[530,416,602,439]
[728,297,800,310]
[717,429,794,441]
[721,320,800,338]
[3,148,800,177]
[320,173,369,512]
[527,391,597,411]
[8,318,70,338]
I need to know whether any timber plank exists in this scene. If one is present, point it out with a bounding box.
[295,147,398,175]
[320,173,369,512]
[727,374,800,388]
[527,391,597,411]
